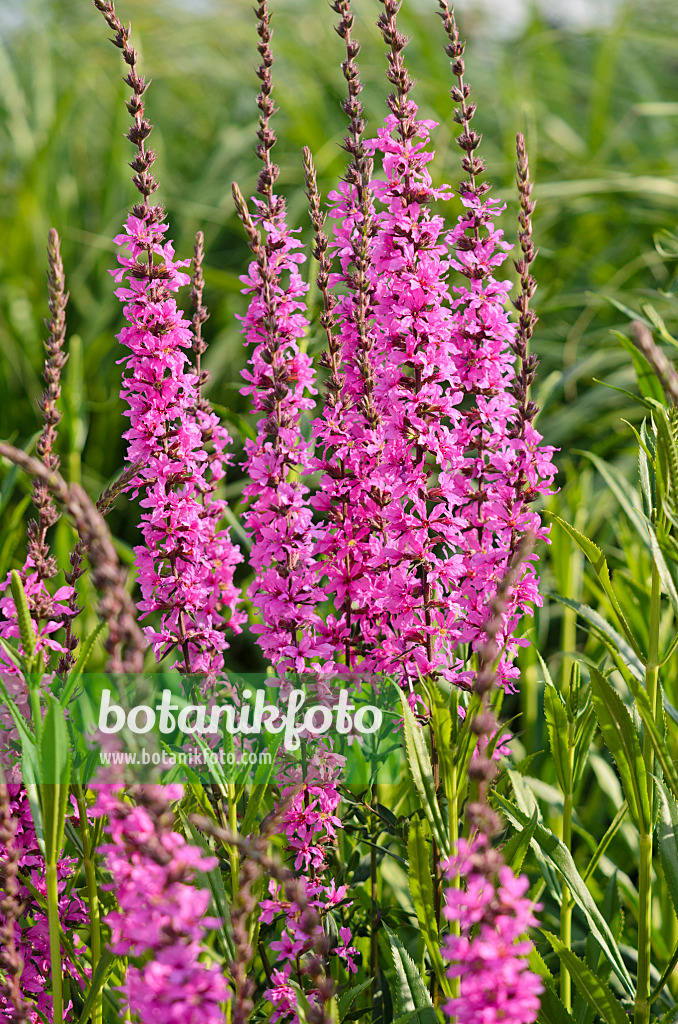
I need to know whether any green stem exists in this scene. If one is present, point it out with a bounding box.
[448,762,460,1002]
[227,782,240,898]
[370,783,379,1000]
[560,790,573,1010]
[635,560,661,1024]
[559,688,575,1012]
[46,862,63,1024]
[76,785,102,1024]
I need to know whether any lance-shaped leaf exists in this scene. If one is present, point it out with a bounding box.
[548,594,645,680]
[407,816,449,995]
[578,450,650,551]
[494,791,634,996]
[40,694,72,866]
[541,932,630,1024]
[399,692,448,856]
[546,515,643,660]
[625,677,678,800]
[656,778,678,918]
[502,807,539,874]
[543,677,571,796]
[59,621,106,708]
[647,398,678,505]
[381,924,437,1023]
[588,666,651,834]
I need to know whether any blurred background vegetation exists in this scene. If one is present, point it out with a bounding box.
[4,0,678,976]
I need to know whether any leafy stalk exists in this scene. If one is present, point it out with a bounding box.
[559,713,575,1011]
[45,862,63,1024]
[75,783,102,1024]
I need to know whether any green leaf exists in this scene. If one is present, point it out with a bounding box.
[537,988,578,1024]
[240,730,283,837]
[648,399,678,506]
[540,932,630,1024]
[577,450,649,550]
[501,807,539,873]
[639,418,655,518]
[642,513,678,618]
[588,666,651,833]
[583,801,628,882]
[10,570,37,666]
[549,594,645,681]
[399,692,448,856]
[382,924,437,1023]
[494,792,634,996]
[656,778,678,918]
[625,678,678,799]
[544,679,571,795]
[616,331,667,404]
[182,811,235,961]
[545,515,643,660]
[75,950,118,1024]
[39,695,72,866]
[0,636,28,674]
[338,980,374,1018]
[573,702,597,793]
[407,816,449,995]
[59,621,105,707]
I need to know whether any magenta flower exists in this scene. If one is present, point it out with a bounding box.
[113,214,245,677]
[0,785,89,1024]
[442,834,543,1024]
[333,926,359,974]
[93,782,227,1023]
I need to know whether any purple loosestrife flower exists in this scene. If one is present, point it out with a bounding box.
[309,1,390,672]
[113,215,244,674]
[261,876,357,1021]
[0,785,89,1024]
[93,783,227,1024]
[442,833,543,1024]
[353,0,556,693]
[439,2,556,690]
[94,0,244,678]
[234,1,332,676]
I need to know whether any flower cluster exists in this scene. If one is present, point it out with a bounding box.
[234,0,332,677]
[261,875,356,1022]
[360,109,556,693]
[442,833,543,1024]
[0,785,89,1024]
[113,213,244,677]
[93,783,228,1024]
[308,1,387,673]
[235,189,330,673]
